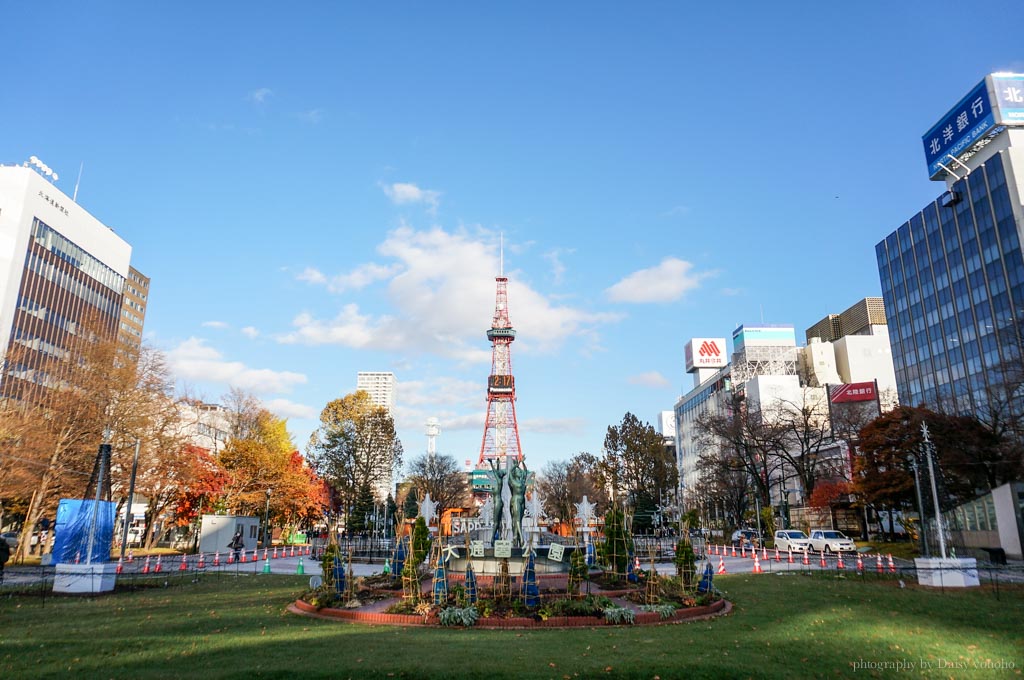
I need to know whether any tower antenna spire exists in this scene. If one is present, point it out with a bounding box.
[500,232,504,277]
[477,266,523,466]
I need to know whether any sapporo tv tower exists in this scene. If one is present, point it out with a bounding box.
[477,244,523,467]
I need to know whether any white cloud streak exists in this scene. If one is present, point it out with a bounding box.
[202,320,229,329]
[248,88,273,104]
[605,257,710,303]
[241,326,260,339]
[280,227,620,361]
[167,337,307,394]
[381,182,440,212]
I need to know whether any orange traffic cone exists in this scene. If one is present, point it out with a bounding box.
[306,546,311,556]
[198,553,206,569]
[263,548,269,561]
[887,554,896,573]
[731,545,737,557]
[788,548,795,564]
[290,546,296,558]
[227,550,234,564]
[875,554,883,573]
[272,546,278,559]
[75,551,81,564]
[819,550,827,568]
[115,557,124,574]
[740,545,746,558]
[774,547,781,562]
[762,546,768,561]
[753,554,763,574]
[856,554,864,572]
[142,555,151,574]
[837,553,845,569]
[127,549,135,563]
[154,555,163,573]
[717,555,727,574]
[214,551,221,567]
[251,549,258,563]
[179,554,187,571]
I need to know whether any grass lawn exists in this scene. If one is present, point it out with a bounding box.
[1,572,1021,679]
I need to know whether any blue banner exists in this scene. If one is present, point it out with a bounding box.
[922,80,994,179]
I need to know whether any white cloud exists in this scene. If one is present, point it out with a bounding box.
[298,262,400,293]
[627,371,671,388]
[606,257,710,304]
[544,248,574,285]
[241,326,260,339]
[381,182,440,212]
[248,88,273,104]
[296,267,327,285]
[202,320,229,329]
[278,226,621,360]
[167,337,307,393]
[297,108,325,124]
[263,398,317,420]
[661,205,691,218]
[721,287,743,297]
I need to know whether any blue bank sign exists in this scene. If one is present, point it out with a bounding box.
[923,73,1024,180]
[922,80,994,179]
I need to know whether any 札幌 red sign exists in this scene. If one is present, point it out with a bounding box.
[829,382,877,403]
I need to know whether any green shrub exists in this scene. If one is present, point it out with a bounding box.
[599,508,633,576]
[602,605,635,625]
[411,517,431,567]
[438,606,479,627]
[640,603,676,620]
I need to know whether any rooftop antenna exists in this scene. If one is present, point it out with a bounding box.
[500,232,504,277]
[73,162,84,202]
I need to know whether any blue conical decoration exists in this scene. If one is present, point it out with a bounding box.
[431,552,448,605]
[332,555,346,594]
[585,541,596,566]
[464,562,478,604]
[392,539,406,580]
[627,551,638,583]
[697,561,714,593]
[522,551,539,607]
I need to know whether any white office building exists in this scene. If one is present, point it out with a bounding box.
[356,371,396,415]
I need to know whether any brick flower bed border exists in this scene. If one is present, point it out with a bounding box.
[288,597,729,629]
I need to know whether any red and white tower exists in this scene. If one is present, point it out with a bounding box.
[477,270,523,466]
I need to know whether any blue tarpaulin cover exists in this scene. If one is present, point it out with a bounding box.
[52,498,115,564]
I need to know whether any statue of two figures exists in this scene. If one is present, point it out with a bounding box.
[488,457,529,547]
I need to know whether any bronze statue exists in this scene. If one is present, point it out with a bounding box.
[509,458,528,547]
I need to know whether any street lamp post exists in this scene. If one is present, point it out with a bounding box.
[263,489,272,550]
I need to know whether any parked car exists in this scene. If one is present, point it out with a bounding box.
[1,531,18,548]
[773,529,811,552]
[809,529,857,553]
[731,529,762,548]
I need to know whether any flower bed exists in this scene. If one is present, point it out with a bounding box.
[288,596,729,629]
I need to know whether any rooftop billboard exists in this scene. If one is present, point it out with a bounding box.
[685,338,728,372]
[923,73,1024,180]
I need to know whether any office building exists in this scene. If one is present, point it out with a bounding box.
[876,73,1024,416]
[356,371,396,414]
[119,266,149,349]
[0,162,139,394]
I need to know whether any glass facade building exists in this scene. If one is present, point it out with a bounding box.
[876,150,1024,415]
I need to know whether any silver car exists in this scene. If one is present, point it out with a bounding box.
[774,529,811,552]
[809,529,857,553]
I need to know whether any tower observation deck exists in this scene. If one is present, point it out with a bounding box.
[477,275,523,466]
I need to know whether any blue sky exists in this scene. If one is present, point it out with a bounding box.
[4,3,1024,474]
